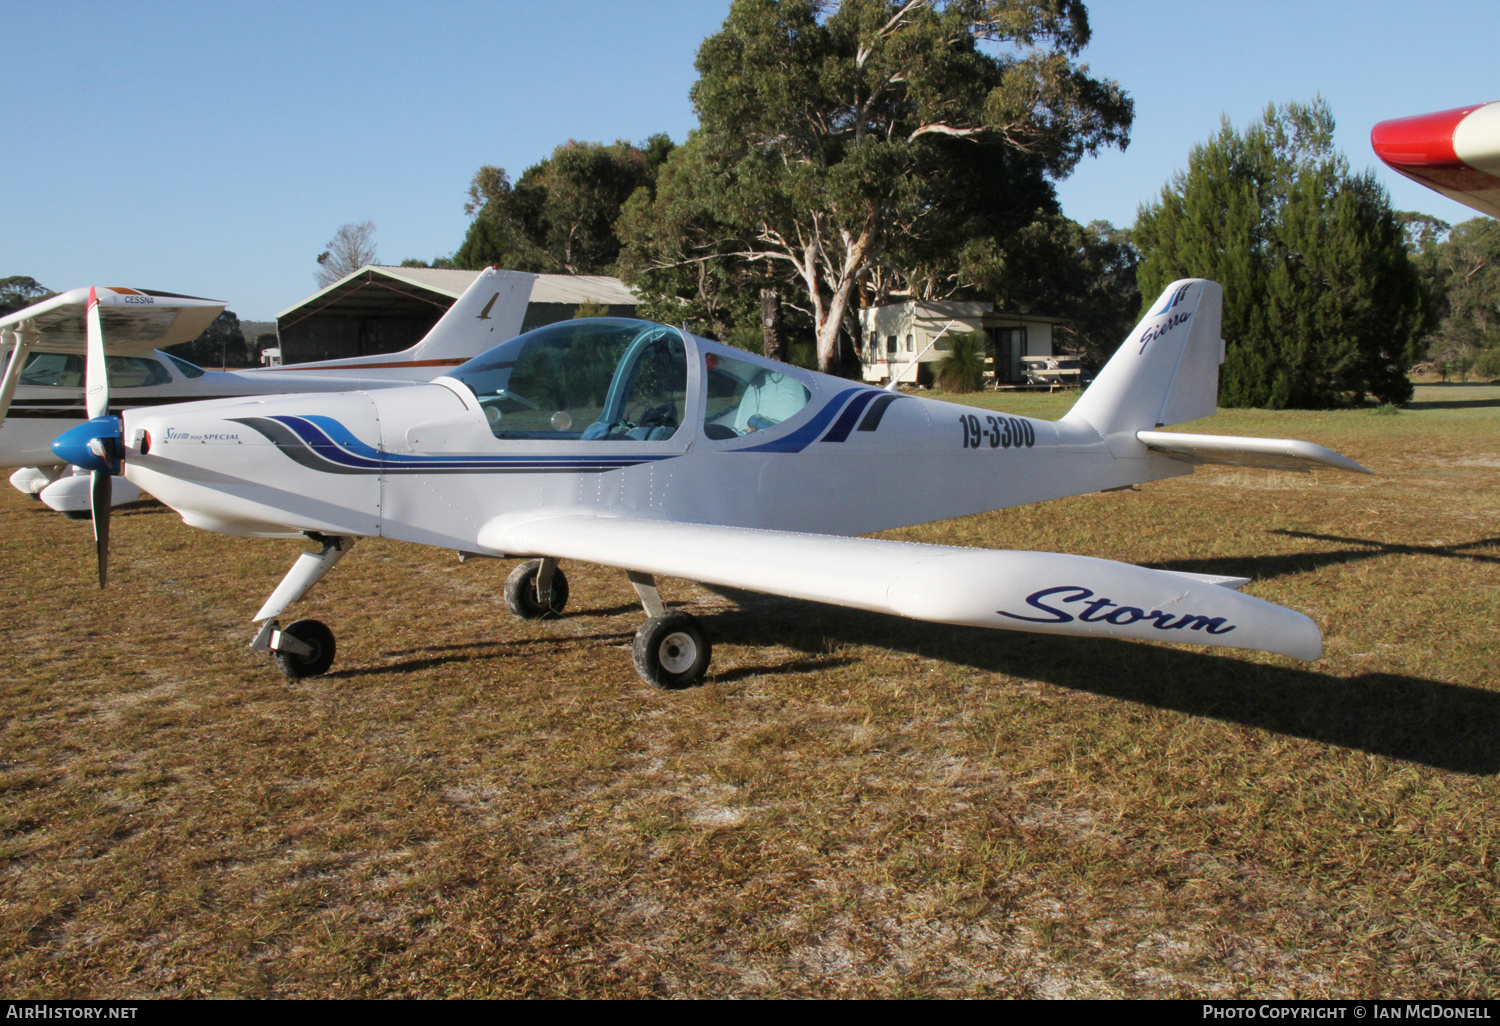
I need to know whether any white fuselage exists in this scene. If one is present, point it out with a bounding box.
[120,333,1189,546]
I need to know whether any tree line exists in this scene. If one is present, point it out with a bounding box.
[7,2,1490,405]
[401,0,1480,408]
[421,0,1144,379]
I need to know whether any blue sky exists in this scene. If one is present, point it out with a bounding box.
[5,1,1497,320]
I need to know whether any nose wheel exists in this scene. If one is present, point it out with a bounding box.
[268,618,336,680]
[249,534,355,679]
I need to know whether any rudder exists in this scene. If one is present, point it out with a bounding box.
[407,268,536,363]
[1063,278,1223,451]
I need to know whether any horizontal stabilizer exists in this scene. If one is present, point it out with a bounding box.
[1137,431,1372,474]
[478,512,1323,661]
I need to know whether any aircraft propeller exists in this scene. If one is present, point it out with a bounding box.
[51,287,123,587]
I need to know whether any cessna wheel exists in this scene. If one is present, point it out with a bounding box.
[505,560,569,620]
[633,612,711,690]
[273,618,336,680]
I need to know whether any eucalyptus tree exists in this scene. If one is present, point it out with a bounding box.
[1418,216,1500,379]
[0,276,51,317]
[619,0,1132,372]
[316,222,378,287]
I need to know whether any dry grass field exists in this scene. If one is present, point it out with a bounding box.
[2,383,1498,998]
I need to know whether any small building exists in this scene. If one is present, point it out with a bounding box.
[859,300,1068,386]
[276,265,639,365]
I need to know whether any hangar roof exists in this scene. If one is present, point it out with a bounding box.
[277,265,637,325]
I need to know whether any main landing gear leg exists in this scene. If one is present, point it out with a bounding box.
[250,533,355,680]
[628,570,710,690]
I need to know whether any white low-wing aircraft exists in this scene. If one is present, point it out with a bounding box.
[1,270,532,512]
[53,278,1370,687]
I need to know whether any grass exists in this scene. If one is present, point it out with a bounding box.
[1,383,1498,997]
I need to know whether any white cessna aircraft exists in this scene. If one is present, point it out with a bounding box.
[53,278,1370,688]
[1,269,532,512]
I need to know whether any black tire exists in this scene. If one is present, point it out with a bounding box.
[632,612,711,690]
[61,508,90,520]
[504,559,569,620]
[273,618,336,680]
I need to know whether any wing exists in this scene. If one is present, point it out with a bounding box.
[0,286,226,425]
[477,511,1323,661]
[1,286,225,356]
[1372,102,1500,219]
[1137,430,1372,474]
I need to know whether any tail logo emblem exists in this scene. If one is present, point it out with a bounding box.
[477,293,499,320]
[1151,283,1192,316]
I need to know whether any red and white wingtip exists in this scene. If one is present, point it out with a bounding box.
[1372,102,1500,219]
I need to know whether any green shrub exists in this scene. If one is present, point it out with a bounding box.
[936,333,987,393]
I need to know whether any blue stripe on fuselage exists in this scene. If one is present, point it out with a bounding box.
[259,415,674,473]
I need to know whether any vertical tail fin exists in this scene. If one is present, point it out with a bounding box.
[1064,279,1223,451]
[407,268,536,362]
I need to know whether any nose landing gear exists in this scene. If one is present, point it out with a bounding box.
[249,533,355,680]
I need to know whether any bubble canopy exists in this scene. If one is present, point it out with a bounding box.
[449,319,688,441]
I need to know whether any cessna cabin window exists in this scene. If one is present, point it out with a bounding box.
[451,319,688,441]
[9,352,170,389]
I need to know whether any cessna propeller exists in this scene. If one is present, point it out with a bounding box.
[49,287,124,587]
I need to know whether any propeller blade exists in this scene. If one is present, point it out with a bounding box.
[85,286,108,420]
[91,468,111,588]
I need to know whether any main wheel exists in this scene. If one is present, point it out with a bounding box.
[632,612,711,690]
[504,560,569,620]
[273,618,336,680]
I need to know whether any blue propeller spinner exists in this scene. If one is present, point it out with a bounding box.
[52,415,123,475]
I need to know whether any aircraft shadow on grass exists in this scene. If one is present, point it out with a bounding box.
[1148,531,1500,580]
[72,501,1498,772]
[1399,383,1500,412]
[346,620,857,683]
[689,586,1500,776]
[1403,397,1500,411]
